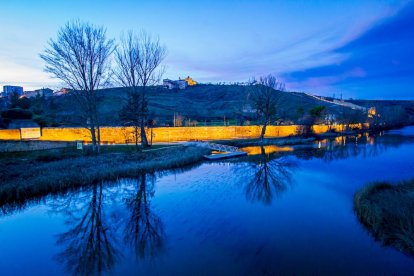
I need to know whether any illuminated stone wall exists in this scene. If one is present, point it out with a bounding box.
[0,129,21,140]
[0,124,366,143]
[40,128,91,142]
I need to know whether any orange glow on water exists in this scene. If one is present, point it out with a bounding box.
[242,145,294,155]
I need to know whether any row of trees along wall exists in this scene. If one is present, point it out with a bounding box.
[0,124,365,144]
[40,21,166,153]
[25,20,370,151]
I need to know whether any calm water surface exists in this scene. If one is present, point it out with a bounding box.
[2,127,414,275]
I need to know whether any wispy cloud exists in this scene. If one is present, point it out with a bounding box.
[283,2,414,99]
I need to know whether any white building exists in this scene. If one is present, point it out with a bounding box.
[163,79,188,90]
[2,85,23,98]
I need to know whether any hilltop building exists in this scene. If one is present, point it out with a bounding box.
[163,79,187,90]
[2,85,23,98]
[163,76,197,90]
[184,76,197,86]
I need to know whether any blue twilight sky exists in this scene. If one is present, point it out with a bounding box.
[0,0,413,99]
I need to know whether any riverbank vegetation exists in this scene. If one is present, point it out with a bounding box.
[354,179,414,256]
[0,145,209,208]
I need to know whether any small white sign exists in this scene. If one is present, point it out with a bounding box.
[76,141,83,150]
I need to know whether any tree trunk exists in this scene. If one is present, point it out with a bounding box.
[140,88,149,148]
[90,124,97,153]
[135,125,139,151]
[140,123,148,148]
[260,122,267,141]
[150,127,153,146]
[96,125,101,154]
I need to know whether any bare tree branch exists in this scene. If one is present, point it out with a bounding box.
[250,74,284,141]
[40,20,115,153]
[113,30,166,148]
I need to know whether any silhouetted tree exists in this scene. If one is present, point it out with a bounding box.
[297,106,326,136]
[250,75,283,141]
[40,20,115,153]
[309,105,325,119]
[114,31,166,148]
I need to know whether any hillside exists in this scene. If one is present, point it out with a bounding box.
[51,84,353,127]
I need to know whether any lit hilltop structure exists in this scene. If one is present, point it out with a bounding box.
[163,76,197,90]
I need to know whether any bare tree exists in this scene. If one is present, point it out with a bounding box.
[114,31,166,148]
[250,75,283,141]
[40,20,114,153]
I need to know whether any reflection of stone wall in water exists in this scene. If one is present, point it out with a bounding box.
[0,124,366,143]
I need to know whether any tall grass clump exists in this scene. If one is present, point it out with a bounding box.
[354,179,414,256]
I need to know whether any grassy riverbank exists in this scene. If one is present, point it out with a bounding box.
[0,145,209,207]
[354,180,414,256]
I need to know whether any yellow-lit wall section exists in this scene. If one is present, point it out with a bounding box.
[0,129,21,140]
[0,124,366,143]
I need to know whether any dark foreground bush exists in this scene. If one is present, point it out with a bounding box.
[0,146,209,207]
[354,180,414,256]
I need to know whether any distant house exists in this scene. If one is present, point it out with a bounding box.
[163,76,197,90]
[2,85,23,98]
[163,79,188,90]
[36,88,53,98]
[23,88,54,98]
[22,91,37,98]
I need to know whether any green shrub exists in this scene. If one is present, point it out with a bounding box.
[309,106,326,117]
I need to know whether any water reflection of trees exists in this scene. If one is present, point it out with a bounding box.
[235,133,414,204]
[123,174,165,259]
[295,134,414,163]
[53,182,120,275]
[48,174,165,275]
[0,163,201,217]
[236,145,297,204]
